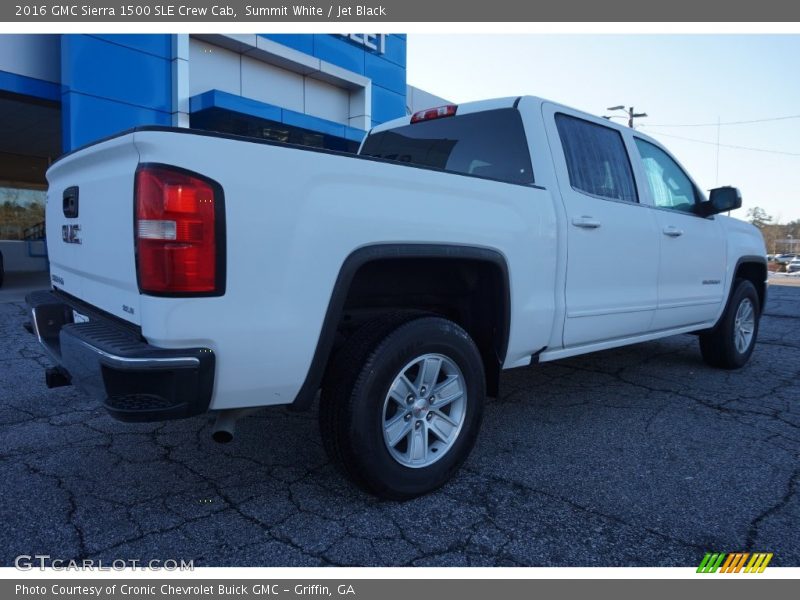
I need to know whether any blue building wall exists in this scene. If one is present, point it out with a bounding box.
[0,70,59,102]
[189,90,368,144]
[52,34,407,152]
[60,35,173,152]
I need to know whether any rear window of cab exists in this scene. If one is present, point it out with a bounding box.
[360,108,534,185]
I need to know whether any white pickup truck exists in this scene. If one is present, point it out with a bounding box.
[28,96,766,499]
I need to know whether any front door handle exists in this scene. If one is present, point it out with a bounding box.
[663,226,684,237]
[572,216,602,229]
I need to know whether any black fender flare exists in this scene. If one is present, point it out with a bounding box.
[703,255,768,334]
[731,255,768,315]
[290,243,511,411]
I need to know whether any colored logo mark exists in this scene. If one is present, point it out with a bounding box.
[697,552,773,573]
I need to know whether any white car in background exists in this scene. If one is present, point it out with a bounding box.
[787,257,800,273]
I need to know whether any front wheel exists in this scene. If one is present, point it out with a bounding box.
[320,315,485,500]
[699,278,760,369]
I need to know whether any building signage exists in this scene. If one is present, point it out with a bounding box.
[342,34,386,54]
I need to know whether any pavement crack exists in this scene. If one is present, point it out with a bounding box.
[745,467,800,552]
[462,466,707,553]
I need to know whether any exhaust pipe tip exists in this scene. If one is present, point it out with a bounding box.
[210,407,261,444]
[212,429,234,444]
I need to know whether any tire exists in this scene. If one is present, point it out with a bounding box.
[320,314,485,500]
[699,278,760,369]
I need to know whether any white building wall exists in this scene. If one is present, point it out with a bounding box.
[241,55,305,113]
[406,85,452,114]
[189,37,353,127]
[0,240,48,273]
[304,77,349,123]
[189,39,241,96]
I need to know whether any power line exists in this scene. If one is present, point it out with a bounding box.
[642,130,800,157]
[645,114,800,127]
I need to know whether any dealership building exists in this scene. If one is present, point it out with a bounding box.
[0,33,444,272]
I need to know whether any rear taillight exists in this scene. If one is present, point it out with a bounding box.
[135,164,224,296]
[410,104,458,124]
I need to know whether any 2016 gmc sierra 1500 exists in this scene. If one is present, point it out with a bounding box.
[27,95,767,498]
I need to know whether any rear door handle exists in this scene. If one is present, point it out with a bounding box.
[663,226,684,237]
[572,216,601,229]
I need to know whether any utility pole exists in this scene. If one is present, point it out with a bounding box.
[603,105,648,128]
[715,115,721,186]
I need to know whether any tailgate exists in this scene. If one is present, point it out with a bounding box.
[46,133,141,325]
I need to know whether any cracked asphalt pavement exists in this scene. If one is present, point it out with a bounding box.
[1,286,798,567]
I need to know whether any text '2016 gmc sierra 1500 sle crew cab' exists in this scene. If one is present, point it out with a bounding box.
[28,95,767,499]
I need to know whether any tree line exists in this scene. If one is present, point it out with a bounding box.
[746,207,800,254]
[0,199,45,241]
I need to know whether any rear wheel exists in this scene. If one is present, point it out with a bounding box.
[699,278,760,369]
[320,314,485,499]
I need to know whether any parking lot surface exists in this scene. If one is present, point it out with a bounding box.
[1,286,798,567]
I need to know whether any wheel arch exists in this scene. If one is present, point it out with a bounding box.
[733,255,767,316]
[705,255,767,333]
[290,244,511,411]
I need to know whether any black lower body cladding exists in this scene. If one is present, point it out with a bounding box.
[26,289,215,421]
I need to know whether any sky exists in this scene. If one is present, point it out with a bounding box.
[407,34,800,223]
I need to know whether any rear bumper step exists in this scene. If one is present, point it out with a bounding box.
[26,289,215,422]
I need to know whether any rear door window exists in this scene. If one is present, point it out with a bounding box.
[360,108,534,185]
[555,113,638,203]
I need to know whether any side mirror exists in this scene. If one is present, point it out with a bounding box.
[700,186,742,216]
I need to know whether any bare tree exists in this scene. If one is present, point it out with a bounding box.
[746,206,773,229]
